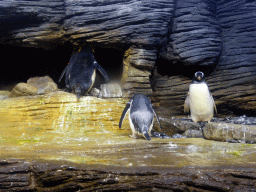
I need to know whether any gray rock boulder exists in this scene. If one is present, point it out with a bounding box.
[89,83,122,98]
[183,129,203,138]
[99,83,122,98]
[9,76,58,97]
[203,122,256,144]
[9,83,38,97]
[0,91,10,100]
[27,76,58,95]
[159,118,201,137]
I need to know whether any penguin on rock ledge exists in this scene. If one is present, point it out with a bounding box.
[184,71,217,123]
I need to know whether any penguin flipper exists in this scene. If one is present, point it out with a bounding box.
[58,65,69,82]
[59,50,78,83]
[151,106,162,132]
[94,62,110,82]
[210,93,217,114]
[119,101,131,129]
[184,93,190,114]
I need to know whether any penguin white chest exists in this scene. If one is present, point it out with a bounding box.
[87,69,96,93]
[189,83,214,122]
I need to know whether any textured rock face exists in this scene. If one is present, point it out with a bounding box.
[160,0,221,67]
[0,91,128,132]
[153,0,256,116]
[1,0,256,114]
[1,160,256,192]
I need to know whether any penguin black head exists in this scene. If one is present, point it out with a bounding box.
[72,83,90,100]
[193,71,205,83]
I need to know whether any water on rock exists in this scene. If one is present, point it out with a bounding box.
[0,92,255,168]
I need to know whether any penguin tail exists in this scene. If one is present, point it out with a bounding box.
[143,132,151,140]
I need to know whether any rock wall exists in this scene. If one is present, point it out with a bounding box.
[0,0,256,115]
[153,0,256,116]
[160,0,222,67]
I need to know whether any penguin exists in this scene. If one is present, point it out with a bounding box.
[184,71,217,123]
[119,93,163,140]
[59,45,109,99]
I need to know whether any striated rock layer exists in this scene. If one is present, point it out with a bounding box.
[0,0,256,114]
[0,160,255,191]
[153,0,256,116]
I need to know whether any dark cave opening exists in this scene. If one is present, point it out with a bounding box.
[0,44,72,91]
[0,44,124,91]
[93,46,124,88]
[154,58,218,78]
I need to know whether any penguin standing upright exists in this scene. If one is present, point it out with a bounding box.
[184,71,217,123]
[119,93,163,140]
[59,45,109,99]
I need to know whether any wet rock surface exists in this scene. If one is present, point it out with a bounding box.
[183,129,203,138]
[0,94,256,191]
[212,116,256,125]
[204,122,256,144]
[159,116,256,143]
[159,117,201,136]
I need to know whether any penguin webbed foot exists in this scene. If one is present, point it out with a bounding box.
[129,134,138,139]
[151,131,171,139]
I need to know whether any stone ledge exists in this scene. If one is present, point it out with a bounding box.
[0,159,256,191]
[203,122,256,143]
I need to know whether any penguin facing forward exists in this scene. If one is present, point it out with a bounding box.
[59,45,109,99]
[184,71,217,123]
[119,93,163,140]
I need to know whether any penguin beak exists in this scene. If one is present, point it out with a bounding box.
[143,132,151,140]
[197,76,201,81]
[76,93,81,100]
[74,87,82,100]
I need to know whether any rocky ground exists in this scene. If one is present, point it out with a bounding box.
[157,116,256,144]
[1,159,256,191]
[0,78,256,191]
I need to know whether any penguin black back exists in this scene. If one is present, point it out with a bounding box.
[130,94,152,113]
[119,93,164,140]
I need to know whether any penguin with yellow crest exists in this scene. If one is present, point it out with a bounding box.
[59,45,109,99]
[184,71,217,123]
